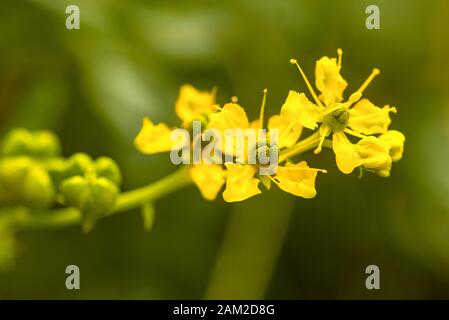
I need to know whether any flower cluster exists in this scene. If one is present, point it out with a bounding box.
[135,49,405,203]
[0,129,122,231]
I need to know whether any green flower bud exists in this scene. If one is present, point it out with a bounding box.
[94,157,122,186]
[33,131,62,158]
[1,128,61,159]
[0,157,55,208]
[59,176,90,209]
[43,158,67,190]
[1,129,32,157]
[63,153,93,178]
[60,175,119,232]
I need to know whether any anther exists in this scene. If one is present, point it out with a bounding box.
[337,48,343,68]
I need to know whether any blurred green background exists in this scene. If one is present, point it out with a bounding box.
[1,0,449,299]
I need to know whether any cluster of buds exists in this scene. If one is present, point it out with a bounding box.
[0,129,122,231]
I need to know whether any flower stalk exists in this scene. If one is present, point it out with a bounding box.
[11,167,192,231]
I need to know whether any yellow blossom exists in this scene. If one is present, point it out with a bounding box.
[284,49,403,175]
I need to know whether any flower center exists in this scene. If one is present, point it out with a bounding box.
[322,105,349,132]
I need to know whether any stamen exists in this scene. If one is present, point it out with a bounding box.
[357,68,380,93]
[344,128,367,139]
[314,126,331,154]
[314,134,326,154]
[285,167,328,173]
[290,58,324,107]
[213,105,223,111]
[348,91,362,104]
[268,176,280,185]
[259,88,268,129]
[337,48,343,68]
[231,96,238,103]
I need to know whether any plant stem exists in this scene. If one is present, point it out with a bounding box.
[278,131,321,163]
[13,167,192,231]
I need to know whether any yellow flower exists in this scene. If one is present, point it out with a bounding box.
[222,163,261,202]
[136,84,216,155]
[175,84,216,128]
[284,49,403,174]
[134,118,176,154]
[206,90,324,202]
[190,164,226,201]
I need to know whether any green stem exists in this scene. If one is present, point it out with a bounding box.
[13,167,192,231]
[278,131,321,163]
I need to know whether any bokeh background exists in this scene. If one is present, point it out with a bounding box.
[1,0,449,299]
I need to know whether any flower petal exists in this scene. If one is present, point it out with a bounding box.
[280,91,321,130]
[134,118,177,154]
[379,130,405,162]
[208,103,250,131]
[190,164,226,201]
[348,99,397,135]
[175,84,216,128]
[275,161,318,198]
[268,114,302,149]
[357,136,392,175]
[222,164,261,202]
[315,56,348,105]
[332,132,362,174]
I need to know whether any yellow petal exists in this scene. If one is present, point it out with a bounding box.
[280,91,321,130]
[378,130,405,162]
[357,136,392,174]
[134,118,176,154]
[222,164,261,202]
[332,132,362,174]
[348,99,397,135]
[315,56,348,105]
[175,84,216,128]
[208,103,250,131]
[274,161,318,198]
[268,114,302,148]
[190,164,226,201]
